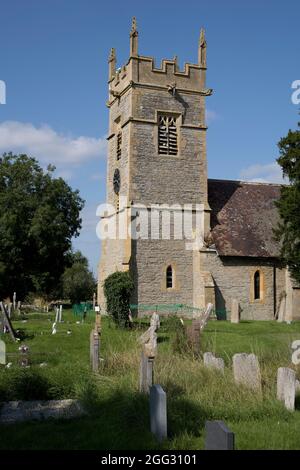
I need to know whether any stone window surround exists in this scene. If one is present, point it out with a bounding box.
[155,110,182,159]
[161,261,180,292]
[250,268,265,304]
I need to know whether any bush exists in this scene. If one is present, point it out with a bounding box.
[103,271,134,328]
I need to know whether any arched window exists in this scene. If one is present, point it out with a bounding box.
[166,265,173,289]
[254,270,260,300]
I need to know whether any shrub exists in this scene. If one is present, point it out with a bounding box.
[103,271,134,328]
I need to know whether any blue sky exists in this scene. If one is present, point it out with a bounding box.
[0,0,299,273]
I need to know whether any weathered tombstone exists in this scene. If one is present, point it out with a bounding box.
[95,310,101,333]
[0,302,16,341]
[17,301,21,315]
[138,326,157,358]
[55,307,59,323]
[277,367,296,411]
[205,420,235,450]
[52,322,57,335]
[90,328,100,372]
[203,352,224,373]
[0,340,6,365]
[150,312,160,331]
[231,299,240,324]
[140,350,154,394]
[13,292,16,311]
[59,305,62,322]
[232,353,262,392]
[150,384,167,442]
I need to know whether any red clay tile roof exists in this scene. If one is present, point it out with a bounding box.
[208,179,282,258]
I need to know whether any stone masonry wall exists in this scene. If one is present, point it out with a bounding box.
[201,250,286,320]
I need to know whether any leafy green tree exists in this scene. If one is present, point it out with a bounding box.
[103,271,134,327]
[274,121,300,283]
[62,251,96,304]
[0,153,84,299]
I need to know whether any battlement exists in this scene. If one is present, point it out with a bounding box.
[107,18,210,104]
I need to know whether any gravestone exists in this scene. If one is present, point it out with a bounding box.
[138,326,157,358]
[205,420,235,450]
[0,302,17,341]
[0,340,6,365]
[139,350,154,394]
[59,305,62,322]
[231,299,240,324]
[150,312,160,331]
[150,384,167,442]
[203,352,224,373]
[55,307,59,323]
[232,353,262,392]
[95,310,101,333]
[277,367,296,411]
[90,328,100,372]
[13,292,16,311]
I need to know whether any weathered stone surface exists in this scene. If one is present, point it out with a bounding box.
[150,385,167,442]
[203,352,224,373]
[0,339,6,365]
[232,353,262,392]
[0,400,86,424]
[90,328,100,372]
[205,420,235,450]
[150,312,160,331]
[231,299,240,323]
[138,326,157,358]
[277,367,296,411]
[139,350,154,394]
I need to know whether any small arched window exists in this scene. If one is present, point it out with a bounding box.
[254,270,260,300]
[166,265,173,289]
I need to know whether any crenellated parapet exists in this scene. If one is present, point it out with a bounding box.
[107,18,212,107]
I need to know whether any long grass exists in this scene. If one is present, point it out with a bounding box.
[0,312,300,449]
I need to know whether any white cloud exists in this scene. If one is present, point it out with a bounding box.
[239,162,287,184]
[206,109,219,124]
[0,121,107,178]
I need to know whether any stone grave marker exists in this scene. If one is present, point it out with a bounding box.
[0,340,6,365]
[231,299,240,324]
[90,328,100,372]
[203,352,224,373]
[277,367,296,411]
[232,353,262,392]
[150,384,167,442]
[140,350,154,394]
[205,420,235,450]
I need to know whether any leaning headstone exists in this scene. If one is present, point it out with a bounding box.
[232,353,262,392]
[0,340,6,365]
[231,299,240,324]
[150,385,167,442]
[203,352,224,373]
[0,302,16,341]
[139,350,154,394]
[277,367,296,411]
[138,326,157,358]
[205,420,235,450]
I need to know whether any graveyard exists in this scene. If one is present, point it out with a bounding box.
[0,308,300,450]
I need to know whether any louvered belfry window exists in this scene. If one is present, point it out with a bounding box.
[116,132,122,160]
[158,115,178,155]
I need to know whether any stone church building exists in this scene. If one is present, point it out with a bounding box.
[98,19,300,321]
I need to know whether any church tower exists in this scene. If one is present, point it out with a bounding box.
[98,19,213,314]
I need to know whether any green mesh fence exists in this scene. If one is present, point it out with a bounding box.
[72,302,93,317]
[129,303,228,320]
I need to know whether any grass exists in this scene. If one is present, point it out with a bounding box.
[0,311,300,449]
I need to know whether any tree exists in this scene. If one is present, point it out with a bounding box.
[103,271,134,327]
[0,153,84,299]
[274,121,300,284]
[62,251,96,304]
